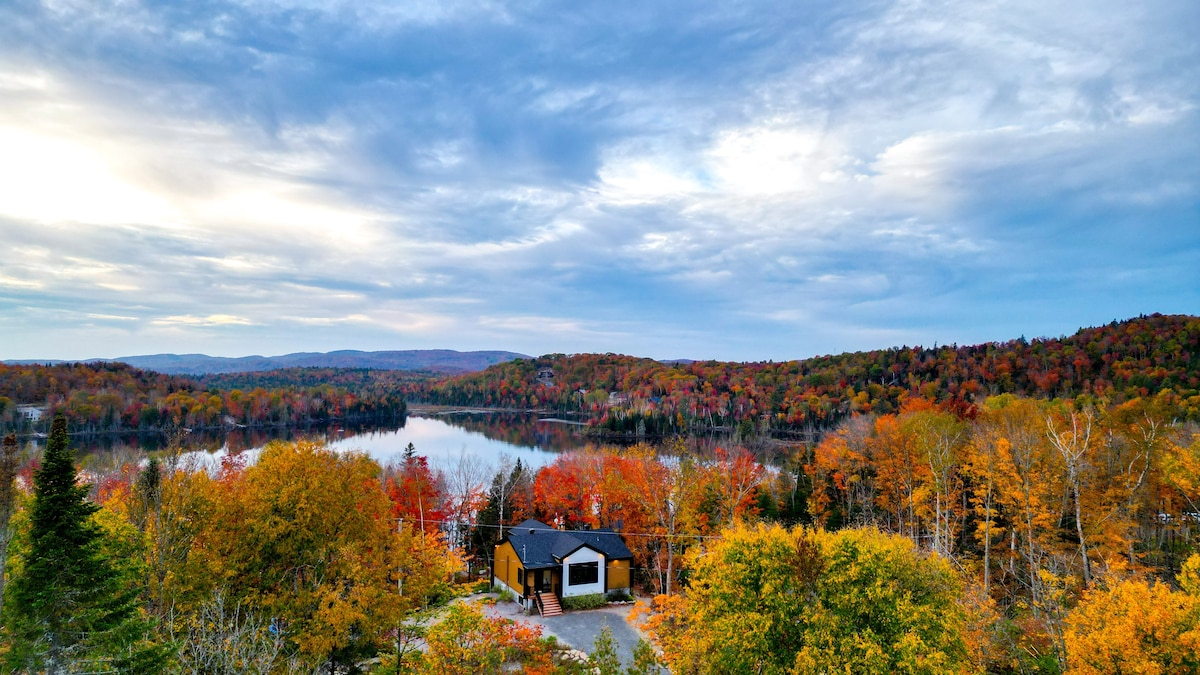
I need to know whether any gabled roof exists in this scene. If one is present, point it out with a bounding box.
[502,518,633,570]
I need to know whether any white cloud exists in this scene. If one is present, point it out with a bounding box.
[0,274,42,289]
[281,314,372,326]
[153,314,257,327]
[706,124,854,196]
[596,154,702,205]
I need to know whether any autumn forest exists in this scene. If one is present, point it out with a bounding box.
[1,314,1199,673]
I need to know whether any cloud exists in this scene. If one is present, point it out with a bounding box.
[0,0,1195,360]
[153,314,257,327]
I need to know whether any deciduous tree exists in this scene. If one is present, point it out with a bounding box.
[198,440,410,669]
[1064,576,1200,675]
[644,523,971,675]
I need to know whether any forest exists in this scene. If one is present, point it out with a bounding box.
[6,314,1193,440]
[2,389,1199,672]
[420,314,1200,435]
[1,313,1198,672]
[0,362,407,435]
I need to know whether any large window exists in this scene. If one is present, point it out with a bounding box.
[568,561,599,586]
[517,569,525,586]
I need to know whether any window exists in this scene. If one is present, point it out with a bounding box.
[517,569,525,585]
[568,561,599,586]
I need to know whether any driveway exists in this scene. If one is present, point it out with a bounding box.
[483,599,650,667]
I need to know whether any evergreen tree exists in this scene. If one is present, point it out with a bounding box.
[4,414,162,673]
[0,433,19,619]
[471,458,528,562]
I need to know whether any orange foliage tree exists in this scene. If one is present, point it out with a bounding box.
[410,602,554,674]
[1064,573,1200,674]
[191,441,419,668]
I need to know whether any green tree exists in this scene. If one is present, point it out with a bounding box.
[0,433,20,619]
[590,624,622,675]
[794,528,970,674]
[626,639,662,675]
[4,414,163,673]
[644,523,972,675]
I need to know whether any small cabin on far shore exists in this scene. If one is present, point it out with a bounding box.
[16,405,45,422]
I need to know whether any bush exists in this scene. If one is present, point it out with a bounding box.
[426,581,457,607]
[606,589,632,602]
[562,593,607,611]
[498,587,516,603]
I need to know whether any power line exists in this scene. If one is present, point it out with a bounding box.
[405,518,728,541]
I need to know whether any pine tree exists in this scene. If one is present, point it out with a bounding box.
[0,433,20,620]
[4,414,161,673]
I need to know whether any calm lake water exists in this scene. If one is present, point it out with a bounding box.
[327,414,584,469]
[59,412,592,471]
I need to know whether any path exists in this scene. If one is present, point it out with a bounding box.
[483,598,648,667]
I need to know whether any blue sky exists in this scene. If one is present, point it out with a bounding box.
[0,0,1196,362]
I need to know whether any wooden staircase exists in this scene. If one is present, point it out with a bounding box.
[536,592,562,617]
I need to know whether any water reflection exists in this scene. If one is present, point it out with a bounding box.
[61,412,592,470]
[422,411,589,454]
[329,415,579,469]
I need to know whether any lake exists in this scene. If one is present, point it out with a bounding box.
[327,413,586,469]
[56,411,592,471]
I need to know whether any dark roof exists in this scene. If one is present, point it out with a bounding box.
[503,518,633,570]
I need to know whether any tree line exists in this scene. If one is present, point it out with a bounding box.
[417,314,1200,434]
[0,361,407,435]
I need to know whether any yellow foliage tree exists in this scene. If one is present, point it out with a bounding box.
[643,523,975,675]
[409,602,554,674]
[1064,575,1200,674]
[194,440,448,669]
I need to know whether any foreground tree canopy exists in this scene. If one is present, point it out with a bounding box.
[4,415,162,673]
[3,331,1200,674]
[645,523,971,675]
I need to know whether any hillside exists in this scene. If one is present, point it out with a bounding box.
[0,361,406,434]
[420,314,1200,433]
[5,349,529,375]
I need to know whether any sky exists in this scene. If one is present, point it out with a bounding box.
[0,0,1197,362]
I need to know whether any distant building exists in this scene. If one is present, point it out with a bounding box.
[16,405,45,421]
[535,368,556,386]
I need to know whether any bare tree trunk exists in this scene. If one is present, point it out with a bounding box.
[1047,410,1094,584]
[665,538,675,596]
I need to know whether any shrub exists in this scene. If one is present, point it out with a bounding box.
[562,593,607,611]
[498,587,516,603]
[606,589,632,602]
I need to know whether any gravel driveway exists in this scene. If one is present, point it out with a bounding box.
[483,599,649,667]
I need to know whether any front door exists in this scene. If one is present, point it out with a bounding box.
[535,570,552,593]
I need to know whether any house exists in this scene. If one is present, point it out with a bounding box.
[16,405,45,422]
[493,518,633,615]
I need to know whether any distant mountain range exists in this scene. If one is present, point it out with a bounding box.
[5,349,530,375]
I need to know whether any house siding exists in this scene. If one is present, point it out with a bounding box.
[606,559,631,592]
[562,547,605,597]
[493,541,524,598]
